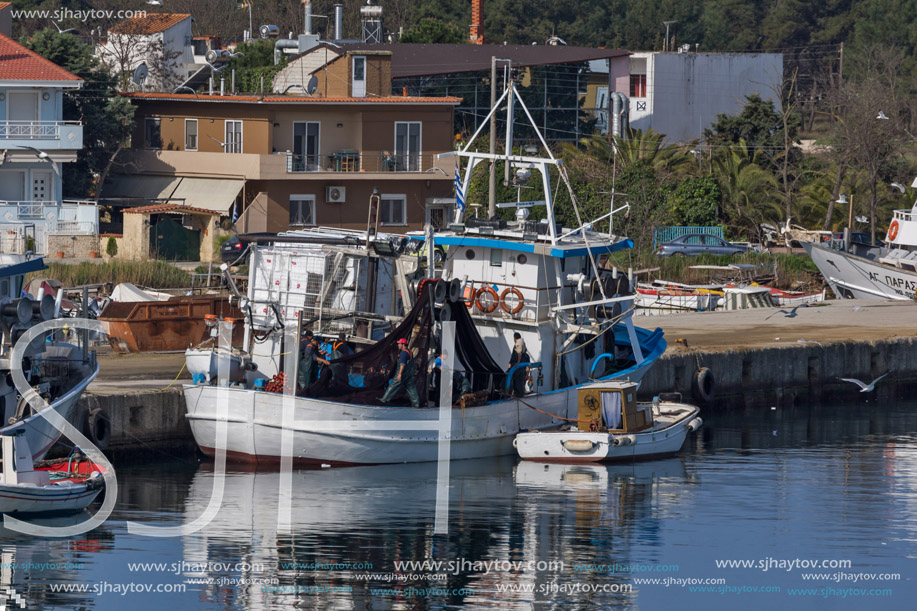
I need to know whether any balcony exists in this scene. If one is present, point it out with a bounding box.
[285,152,443,174]
[0,121,83,149]
[0,200,56,220]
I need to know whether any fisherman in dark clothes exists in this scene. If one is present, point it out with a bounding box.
[298,331,329,394]
[507,331,531,398]
[380,338,420,407]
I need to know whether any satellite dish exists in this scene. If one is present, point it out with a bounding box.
[132,64,148,88]
[259,24,280,39]
[306,76,318,95]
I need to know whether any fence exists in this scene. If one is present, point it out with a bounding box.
[653,226,724,250]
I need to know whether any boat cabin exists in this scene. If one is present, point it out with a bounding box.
[576,383,652,433]
[0,430,49,487]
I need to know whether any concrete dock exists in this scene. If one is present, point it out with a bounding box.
[66,299,917,459]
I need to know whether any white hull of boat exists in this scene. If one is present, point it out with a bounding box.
[0,482,101,515]
[183,361,657,466]
[0,361,99,461]
[514,403,701,463]
[803,242,917,300]
[635,290,720,313]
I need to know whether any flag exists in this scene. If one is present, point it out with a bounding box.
[454,167,465,217]
[232,202,239,224]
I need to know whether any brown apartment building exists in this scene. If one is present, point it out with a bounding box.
[106,50,461,234]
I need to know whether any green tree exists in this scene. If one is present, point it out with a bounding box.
[24,29,134,198]
[400,18,467,44]
[713,140,780,236]
[704,94,797,171]
[668,176,722,226]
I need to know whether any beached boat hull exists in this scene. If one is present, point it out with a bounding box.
[803,241,917,300]
[183,348,662,466]
[514,403,701,463]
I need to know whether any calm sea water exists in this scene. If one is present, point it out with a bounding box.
[3,400,916,610]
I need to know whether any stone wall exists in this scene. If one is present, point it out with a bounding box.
[47,234,101,259]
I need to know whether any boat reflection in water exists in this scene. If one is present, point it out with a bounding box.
[179,457,694,610]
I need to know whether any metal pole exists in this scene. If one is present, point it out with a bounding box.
[426,224,435,279]
[82,286,89,363]
[489,56,497,218]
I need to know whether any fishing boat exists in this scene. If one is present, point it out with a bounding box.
[182,81,666,465]
[0,431,104,516]
[0,254,100,461]
[514,383,702,463]
[804,189,917,299]
[635,284,721,313]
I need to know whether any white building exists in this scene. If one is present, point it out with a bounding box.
[0,33,97,255]
[96,13,199,91]
[623,51,783,143]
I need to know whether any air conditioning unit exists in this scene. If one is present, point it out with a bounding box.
[326,186,346,203]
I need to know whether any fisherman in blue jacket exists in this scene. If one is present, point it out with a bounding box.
[380,338,420,407]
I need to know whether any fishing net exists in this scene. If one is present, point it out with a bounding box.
[303,280,506,406]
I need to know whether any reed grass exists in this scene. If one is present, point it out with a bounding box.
[27,261,191,290]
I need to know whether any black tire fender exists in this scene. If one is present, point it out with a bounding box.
[691,367,715,404]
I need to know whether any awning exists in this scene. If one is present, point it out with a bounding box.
[102,176,243,214]
[104,175,182,201]
[167,178,243,214]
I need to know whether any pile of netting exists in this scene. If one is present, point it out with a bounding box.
[304,279,506,407]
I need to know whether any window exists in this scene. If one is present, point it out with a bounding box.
[394,122,421,171]
[292,122,320,171]
[630,74,646,98]
[185,119,198,151]
[289,195,316,226]
[380,195,406,226]
[352,55,366,97]
[144,118,162,148]
[225,120,243,153]
[490,248,503,267]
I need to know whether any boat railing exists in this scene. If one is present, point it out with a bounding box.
[892,209,917,223]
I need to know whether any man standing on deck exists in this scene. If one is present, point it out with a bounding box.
[330,333,353,386]
[298,331,329,394]
[380,338,420,407]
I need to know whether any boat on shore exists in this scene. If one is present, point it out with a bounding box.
[182,81,666,466]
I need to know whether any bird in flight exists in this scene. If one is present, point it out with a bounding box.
[838,372,890,392]
[765,304,808,320]
[52,21,76,34]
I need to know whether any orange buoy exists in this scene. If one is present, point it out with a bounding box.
[500,287,524,314]
[888,220,900,241]
[475,287,499,313]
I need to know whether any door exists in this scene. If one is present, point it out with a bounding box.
[394,122,421,171]
[225,120,243,153]
[352,56,366,97]
[292,122,320,171]
[425,205,450,231]
[704,235,730,255]
[8,91,39,122]
[32,170,52,202]
[151,216,201,260]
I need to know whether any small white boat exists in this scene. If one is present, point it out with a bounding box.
[514,382,702,463]
[0,431,104,516]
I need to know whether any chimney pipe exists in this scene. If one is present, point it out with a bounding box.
[334,4,343,40]
[303,0,312,35]
[470,0,483,44]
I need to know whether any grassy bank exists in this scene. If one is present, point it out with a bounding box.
[605,249,822,291]
[27,261,191,290]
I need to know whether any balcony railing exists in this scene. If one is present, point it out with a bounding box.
[0,200,56,220]
[0,121,80,139]
[286,152,438,173]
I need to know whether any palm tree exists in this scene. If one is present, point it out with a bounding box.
[610,128,692,177]
[714,140,779,236]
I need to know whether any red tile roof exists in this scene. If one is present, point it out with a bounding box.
[110,13,192,35]
[124,203,220,216]
[124,92,462,105]
[0,34,82,82]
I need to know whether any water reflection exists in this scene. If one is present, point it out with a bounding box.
[0,401,915,610]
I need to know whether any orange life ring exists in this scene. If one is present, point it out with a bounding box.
[888,220,900,241]
[475,287,499,313]
[500,287,524,314]
[463,286,476,309]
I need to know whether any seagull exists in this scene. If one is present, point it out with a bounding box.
[891,182,906,193]
[838,372,890,392]
[208,136,227,149]
[15,145,60,177]
[52,21,76,34]
[765,303,808,320]
[877,110,889,120]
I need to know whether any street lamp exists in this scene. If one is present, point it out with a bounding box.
[662,21,678,52]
